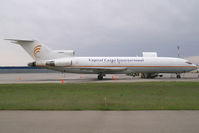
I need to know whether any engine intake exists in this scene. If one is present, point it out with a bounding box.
[55,50,75,57]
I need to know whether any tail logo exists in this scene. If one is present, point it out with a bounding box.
[33,45,42,58]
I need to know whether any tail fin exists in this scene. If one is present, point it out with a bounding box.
[5,39,56,61]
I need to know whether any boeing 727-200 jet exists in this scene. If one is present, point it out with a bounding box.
[6,39,197,80]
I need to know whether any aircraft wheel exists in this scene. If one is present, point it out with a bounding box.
[98,75,103,80]
[177,74,181,79]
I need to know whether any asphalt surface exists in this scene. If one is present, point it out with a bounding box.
[0,111,198,133]
[0,73,199,84]
[0,74,199,133]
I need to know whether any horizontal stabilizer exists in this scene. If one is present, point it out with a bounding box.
[5,39,35,44]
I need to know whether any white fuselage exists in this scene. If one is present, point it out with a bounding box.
[49,57,197,74]
[6,39,197,79]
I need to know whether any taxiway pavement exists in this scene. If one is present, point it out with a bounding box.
[0,73,198,84]
[0,111,198,133]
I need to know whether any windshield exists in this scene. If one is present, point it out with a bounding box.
[186,61,193,65]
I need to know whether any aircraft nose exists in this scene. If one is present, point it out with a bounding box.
[192,64,198,70]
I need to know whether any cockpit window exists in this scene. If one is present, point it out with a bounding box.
[186,62,193,65]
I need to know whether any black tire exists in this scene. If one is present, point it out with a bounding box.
[98,75,103,80]
[177,75,181,79]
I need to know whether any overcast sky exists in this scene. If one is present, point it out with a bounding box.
[0,0,199,66]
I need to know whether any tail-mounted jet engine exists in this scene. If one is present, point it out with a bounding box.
[28,58,72,67]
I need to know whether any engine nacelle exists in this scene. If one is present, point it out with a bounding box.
[54,50,75,57]
[28,58,72,67]
[46,58,72,67]
[28,60,46,67]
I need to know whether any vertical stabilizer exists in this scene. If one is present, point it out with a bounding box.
[5,39,54,61]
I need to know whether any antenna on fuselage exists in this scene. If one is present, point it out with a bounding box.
[177,45,180,57]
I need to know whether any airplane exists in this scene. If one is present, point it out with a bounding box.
[5,39,197,80]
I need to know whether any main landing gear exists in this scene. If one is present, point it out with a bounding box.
[98,73,105,80]
[141,73,157,79]
[176,73,181,79]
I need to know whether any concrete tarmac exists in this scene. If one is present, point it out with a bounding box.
[0,111,199,133]
[0,73,199,84]
[0,75,199,133]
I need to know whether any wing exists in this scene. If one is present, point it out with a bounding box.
[79,67,128,74]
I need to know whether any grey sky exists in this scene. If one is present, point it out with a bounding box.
[0,0,199,65]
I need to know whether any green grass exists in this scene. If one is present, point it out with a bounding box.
[0,82,199,110]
